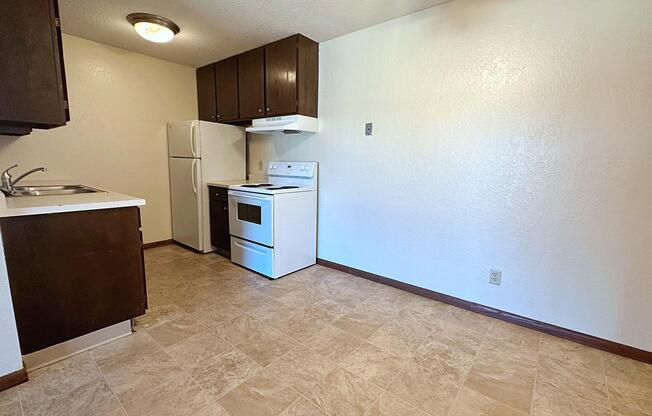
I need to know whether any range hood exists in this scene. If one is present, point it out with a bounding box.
[245,115,318,135]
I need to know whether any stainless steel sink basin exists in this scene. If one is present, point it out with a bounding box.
[10,185,104,197]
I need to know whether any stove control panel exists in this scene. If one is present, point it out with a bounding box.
[267,161,317,178]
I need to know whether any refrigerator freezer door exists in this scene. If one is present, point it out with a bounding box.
[167,120,201,158]
[169,157,203,250]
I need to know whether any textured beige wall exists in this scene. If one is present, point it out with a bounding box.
[249,0,652,350]
[0,34,197,243]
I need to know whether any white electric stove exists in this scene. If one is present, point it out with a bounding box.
[227,161,318,279]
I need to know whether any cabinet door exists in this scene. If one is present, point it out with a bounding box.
[0,0,68,131]
[215,57,239,122]
[265,36,297,116]
[0,207,147,354]
[238,48,265,120]
[196,64,216,122]
[210,198,231,253]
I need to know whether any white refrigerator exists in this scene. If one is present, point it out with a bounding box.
[167,120,245,253]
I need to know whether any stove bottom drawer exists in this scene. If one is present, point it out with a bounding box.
[230,236,273,278]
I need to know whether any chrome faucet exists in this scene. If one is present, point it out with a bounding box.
[0,164,48,196]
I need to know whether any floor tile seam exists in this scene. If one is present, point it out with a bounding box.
[17,388,25,416]
[288,341,386,415]
[280,394,329,416]
[529,330,544,415]
[445,323,486,416]
[379,357,440,416]
[15,351,101,410]
[601,353,615,416]
[460,332,540,416]
[299,379,375,416]
[162,322,235,353]
[145,328,236,416]
[332,335,414,392]
[89,351,129,416]
[225,365,305,416]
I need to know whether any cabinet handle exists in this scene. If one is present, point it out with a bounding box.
[258,108,262,113]
[217,114,221,118]
[211,115,215,120]
[223,206,227,210]
[266,107,270,111]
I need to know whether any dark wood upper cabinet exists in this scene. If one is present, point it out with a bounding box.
[0,0,69,136]
[297,35,319,118]
[196,33,318,125]
[196,64,216,122]
[215,57,239,122]
[237,48,265,120]
[265,36,298,117]
[265,34,318,118]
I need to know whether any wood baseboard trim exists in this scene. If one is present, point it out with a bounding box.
[316,258,652,364]
[0,366,28,392]
[142,239,173,250]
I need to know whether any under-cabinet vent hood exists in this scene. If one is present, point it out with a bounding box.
[245,115,318,135]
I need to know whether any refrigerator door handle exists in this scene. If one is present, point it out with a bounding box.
[190,122,197,158]
[191,159,198,195]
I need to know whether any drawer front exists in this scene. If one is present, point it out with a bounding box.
[209,186,228,201]
[230,236,273,278]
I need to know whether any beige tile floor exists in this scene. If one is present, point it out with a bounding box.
[2,244,651,416]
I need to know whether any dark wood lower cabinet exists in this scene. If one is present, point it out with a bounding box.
[209,186,231,256]
[0,207,147,354]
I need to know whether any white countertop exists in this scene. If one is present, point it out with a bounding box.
[0,180,145,218]
[205,179,248,188]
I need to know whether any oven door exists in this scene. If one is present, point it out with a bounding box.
[228,190,274,247]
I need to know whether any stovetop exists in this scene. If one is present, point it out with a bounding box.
[228,182,313,195]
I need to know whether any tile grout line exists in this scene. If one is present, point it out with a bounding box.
[444,312,487,416]
[601,354,615,416]
[537,336,617,413]
[144,326,236,416]
[173,308,324,415]
[355,306,454,416]
[89,351,128,416]
[140,251,641,416]
[529,333,543,415]
[17,386,25,416]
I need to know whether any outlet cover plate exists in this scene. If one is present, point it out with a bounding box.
[489,270,502,285]
[365,122,373,136]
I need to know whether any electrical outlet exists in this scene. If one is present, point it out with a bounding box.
[258,160,263,171]
[365,122,373,136]
[489,270,502,286]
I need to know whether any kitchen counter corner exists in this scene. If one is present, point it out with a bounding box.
[0,181,145,218]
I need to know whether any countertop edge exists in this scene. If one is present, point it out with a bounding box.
[0,198,146,218]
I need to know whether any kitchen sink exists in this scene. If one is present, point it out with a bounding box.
[10,185,104,197]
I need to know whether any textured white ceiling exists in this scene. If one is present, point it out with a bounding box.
[58,0,450,67]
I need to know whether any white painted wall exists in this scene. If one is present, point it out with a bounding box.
[0,35,196,377]
[248,0,652,350]
[0,34,197,243]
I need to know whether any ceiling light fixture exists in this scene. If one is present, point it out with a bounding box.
[126,13,180,43]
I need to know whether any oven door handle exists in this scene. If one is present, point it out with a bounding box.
[233,239,268,255]
[228,190,273,202]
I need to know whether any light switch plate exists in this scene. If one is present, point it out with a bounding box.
[365,122,373,136]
